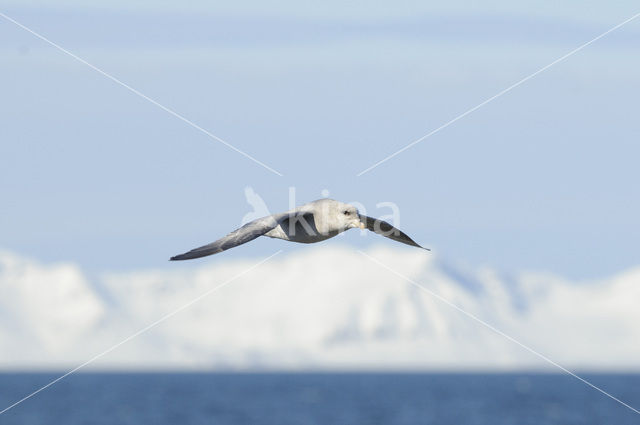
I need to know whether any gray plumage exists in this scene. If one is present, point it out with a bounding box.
[170,198,427,261]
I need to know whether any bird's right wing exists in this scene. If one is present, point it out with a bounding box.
[170,215,281,261]
[360,215,428,250]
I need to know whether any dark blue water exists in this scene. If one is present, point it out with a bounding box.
[1,373,639,424]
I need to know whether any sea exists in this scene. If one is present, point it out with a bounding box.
[0,373,639,424]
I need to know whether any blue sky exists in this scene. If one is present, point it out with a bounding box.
[1,1,639,278]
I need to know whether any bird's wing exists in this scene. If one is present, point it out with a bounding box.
[359,215,428,250]
[170,212,297,261]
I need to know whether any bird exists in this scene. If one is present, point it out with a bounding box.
[170,198,428,260]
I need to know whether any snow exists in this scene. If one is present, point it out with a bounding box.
[0,247,638,370]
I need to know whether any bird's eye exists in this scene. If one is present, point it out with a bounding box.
[343,210,349,215]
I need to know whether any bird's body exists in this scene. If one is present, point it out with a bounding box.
[170,198,426,261]
[263,199,353,243]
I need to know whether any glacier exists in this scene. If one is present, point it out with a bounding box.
[0,246,638,371]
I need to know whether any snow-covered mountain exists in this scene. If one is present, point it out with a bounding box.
[0,246,639,370]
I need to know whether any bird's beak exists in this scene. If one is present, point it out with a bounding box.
[359,221,365,229]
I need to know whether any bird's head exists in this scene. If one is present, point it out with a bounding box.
[316,199,364,231]
[341,203,365,230]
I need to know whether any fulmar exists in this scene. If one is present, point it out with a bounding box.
[170,198,427,260]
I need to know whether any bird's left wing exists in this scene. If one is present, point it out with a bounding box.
[170,212,296,261]
[359,215,428,250]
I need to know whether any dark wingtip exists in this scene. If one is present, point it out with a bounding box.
[409,240,430,251]
[407,239,430,251]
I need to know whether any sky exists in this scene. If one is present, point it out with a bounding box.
[1,1,639,278]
